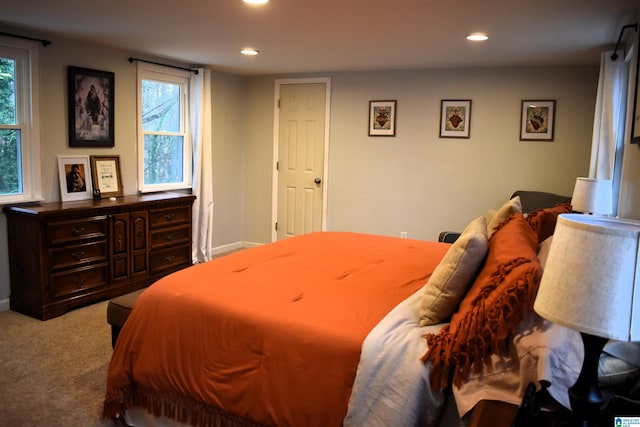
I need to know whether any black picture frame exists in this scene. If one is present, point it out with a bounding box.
[68,66,114,147]
[439,99,472,138]
[631,43,640,144]
[519,100,556,141]
[368,100,397,137]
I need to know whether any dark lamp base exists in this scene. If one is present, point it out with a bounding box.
[569,332,609,427]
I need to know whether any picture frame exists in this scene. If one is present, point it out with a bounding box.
[439,100,472,138]
[520,100,556,141]
[68,66,114,148]
[631,44,640,144]
[368,100,397,136]
[90,155,123,198]
[57,155,93,202]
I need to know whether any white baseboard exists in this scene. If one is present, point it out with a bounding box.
[241,240,263,249]
[0,298,10,313]
[211,240,262,256]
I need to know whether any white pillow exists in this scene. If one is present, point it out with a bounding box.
[419,216,488,326]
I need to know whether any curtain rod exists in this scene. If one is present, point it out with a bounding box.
[128,57,199,74]
[0,31,51,47]
[611,22,638,60]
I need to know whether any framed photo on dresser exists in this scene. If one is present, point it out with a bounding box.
[90,155,123,198]
[57,155,93,202]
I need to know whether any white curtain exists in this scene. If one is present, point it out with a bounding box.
[589,50,629,215]
[190,68,214,263]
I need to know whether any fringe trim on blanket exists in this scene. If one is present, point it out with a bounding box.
[421,257,541,390]
[103,385,266,427]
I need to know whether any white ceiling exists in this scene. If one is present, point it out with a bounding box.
[1,0,638,75]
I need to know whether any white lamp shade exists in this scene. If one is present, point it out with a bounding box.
[534,214,640,341]
[571,177,612,215]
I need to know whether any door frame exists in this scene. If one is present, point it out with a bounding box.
[272,77,331,242]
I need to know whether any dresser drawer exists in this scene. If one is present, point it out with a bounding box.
[150,206,191,229]
[150,224,191,250]
[47,216,108,246]
[49,240,108,271]
[49,263,109,300]
[150,245,191,274]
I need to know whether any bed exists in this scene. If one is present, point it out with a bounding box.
[103,195,584,427]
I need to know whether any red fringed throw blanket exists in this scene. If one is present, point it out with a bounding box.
[422,213,543,389]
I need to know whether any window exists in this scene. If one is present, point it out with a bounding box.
[137,63,191,192]
[0,38,42,204]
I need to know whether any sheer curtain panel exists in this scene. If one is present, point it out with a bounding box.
[589,51,630,215]
[190,69,214,263]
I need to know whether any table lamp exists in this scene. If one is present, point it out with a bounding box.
[571,177,613,215]
[534,214,640,426]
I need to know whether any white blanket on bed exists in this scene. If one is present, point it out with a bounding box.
[345,286,584,426]
[344,286,447,427]
[453,312,583,416]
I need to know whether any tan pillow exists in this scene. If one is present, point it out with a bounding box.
[423,213,542,389]
[486,196,522,238]
[419,216,488,326]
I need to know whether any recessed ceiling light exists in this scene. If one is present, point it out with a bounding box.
[243,0,268,4]
[241,48,259,56]
[466,33,488,41]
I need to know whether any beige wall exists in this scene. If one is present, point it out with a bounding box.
[210,72,247,246]
[0,28,621,310]
[243,66,599,243]
[243,77,277,243]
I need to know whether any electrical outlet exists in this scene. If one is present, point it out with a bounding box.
[400,231,408,239]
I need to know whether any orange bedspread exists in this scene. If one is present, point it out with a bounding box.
[103,231,449,427]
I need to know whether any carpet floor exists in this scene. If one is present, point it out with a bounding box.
[0,300,117,427]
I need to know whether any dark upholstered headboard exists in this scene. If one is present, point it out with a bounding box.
[509,190,571,214]
[437,190,572,243]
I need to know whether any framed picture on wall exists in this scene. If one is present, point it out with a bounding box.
[631,44,640,144]
[520,99,556,141]
[68,66,115,147]
[439,100,472,138]
[90,155,123,198]
[368,100,397,136]
[57,155,93,202]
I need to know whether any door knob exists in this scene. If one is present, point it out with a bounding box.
[314,178,322,185]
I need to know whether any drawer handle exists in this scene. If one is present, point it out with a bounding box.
[71,227,86,236]
[137,230,145,238]
[164,233,176,241]
[75,276,86,287]
[164,213,175,221]
[164,255,176,262]
[71,251,85,261]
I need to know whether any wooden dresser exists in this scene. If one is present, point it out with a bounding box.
[4,193,196,320]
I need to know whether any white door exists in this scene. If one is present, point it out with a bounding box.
[274,79,330,241]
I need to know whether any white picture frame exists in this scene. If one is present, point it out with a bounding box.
[57,155,93,202]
